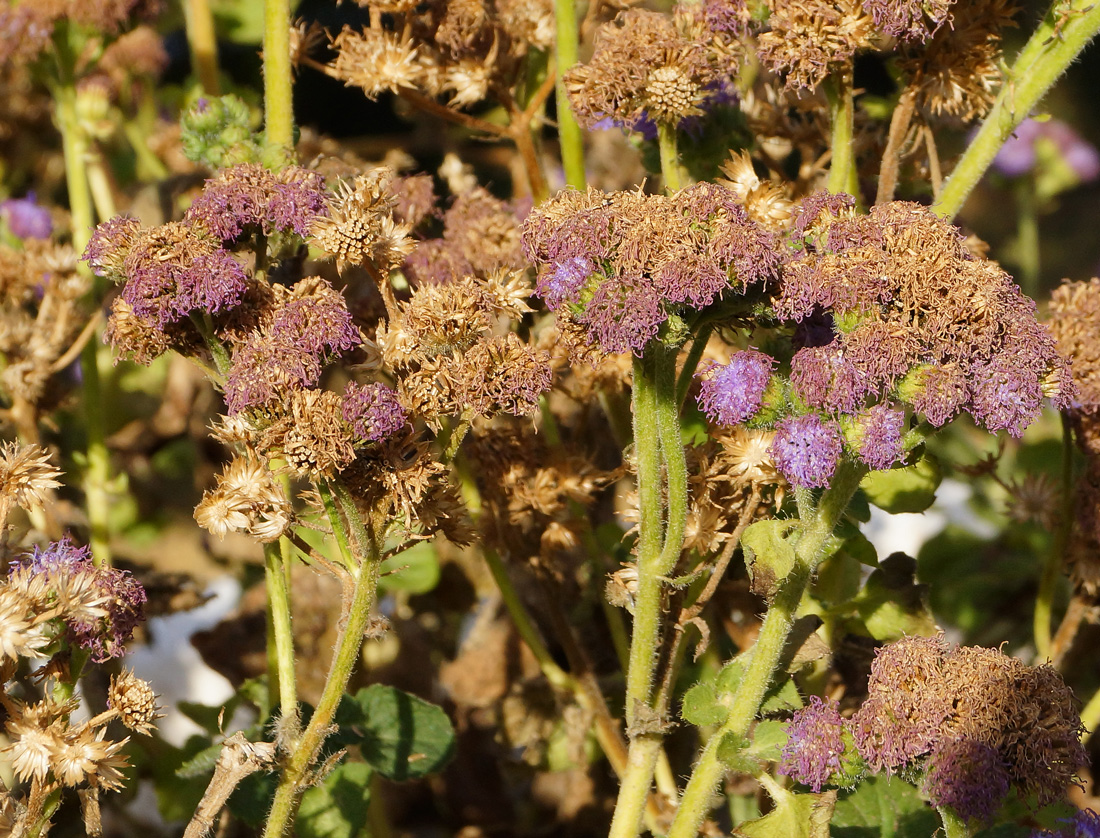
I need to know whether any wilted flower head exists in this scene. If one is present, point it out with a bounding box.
[10,538,146,662]
[853,635,1088,817]
[311,170,413,271]
[522,184,780,354]
[757,0,875,91]
[1049,278,1100,412]
[195,456,291,541]
[862,0,955,42]
[343,382,408,444]
[108,670,161,735]
[0,441,61,523]
[185,163,327,242]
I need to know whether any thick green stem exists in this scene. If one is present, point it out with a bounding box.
[939,806,972,838]
[264,541,298,727]
[1034,413,1075,659]
[933,0,1100,221]
[183,0,221,94]
[675,325,712,410]
[263,0,295,151]
[554,0,585,189]
[1014,176,1041,297]
[263,482,381,838]
[826,70,859,197]
[657,122,685,192]
[52,24,112,567]
[610,346,687,838]
[666,464,864,838]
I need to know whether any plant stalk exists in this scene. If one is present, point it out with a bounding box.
[1034,412,1075,660]
[264,540,298,728]
[933,0,1100,221]
[826,70,859,197]
[554,0,586,189]
[183,0,221,94]
[657,122,685,192]
[263,0,295,150]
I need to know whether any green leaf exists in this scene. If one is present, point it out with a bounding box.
[682,682,729,727]
[831,774,939,838]
[716,660,747,694]
[761,676,803,714]
[346,685,455,780]
[853,554,937,642]
[297,761,373,838]
[814,550,864,606]
[229,770,279,827]
[717,731,756,773]
[742,519,800,597]
[746,720,787,763]
[378,540,441,594]
[736,789,835,838]
[860,454,941,514]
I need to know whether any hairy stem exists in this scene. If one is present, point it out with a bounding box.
[264,540,298,729]
[554,0,586,189]
[263,0,295,150]
[875,86,917,205]
[263,482,380,837]
[657,122,685,192]
[666,464,864,838]
[939,806,972,838]
[826,70,858,197]
[933,0,1100,221]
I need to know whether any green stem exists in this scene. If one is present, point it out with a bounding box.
[182,0,221,94]
[1034,413,1074,659]
[657,122,685,192]
[825,70,859,197]
[666,463,865,838]
[263,0,295,151]
[676,325,712,410]
[263,482,381,838]
[939,806,972,838]
[51,23,112,567]
[1014,176,1041,297]
[609,345,687,838]
[1080,681,1100,743]
[554,0,586,189]
[264,541,298,727]
[933,0,1100,221]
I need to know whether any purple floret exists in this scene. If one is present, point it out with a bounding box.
[1,193,52,239]
[779,696,848,793]
[343,382,407,443]
[1034,809,1100,838]
[923,738,1011,825]
[539,256,593,309]
[269,169,328,237]
[969,360,1044,438]
[83,216,141,280]
[857,404,906,470]
[271,295,360,357]
[697,350,774,426]
[770,414,844,488]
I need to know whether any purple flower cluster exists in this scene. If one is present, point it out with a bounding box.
[224,278,360,413]
[1,193,52,239]
[992,118,1100,182]
[779,696,850,792]
[923,738,1011,824]
[770,414,844,488]
[697,350,774,426]
[862,0,954,42]
[776,199,1073,438]
[343,382,407,443]
[854,404,906,471]
[522,184,781,354]
[184,163,327,243]
[1033,809,1100,838]
[19,538,147,662]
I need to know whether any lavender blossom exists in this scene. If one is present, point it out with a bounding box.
[779,697,850,792]
[1,193,52,239]
[271,294,360,357]
[696,350,774,426]
[790,344,868,415]
[770,414,843,488]
[992,118,1100,182]
[1033,810,1100,838]
[855,404,906,471]
[969,359,1045,438]
[923,738,1011,824]
[343,382,407,443]
[83,216,141,281]
[539,256,594,309]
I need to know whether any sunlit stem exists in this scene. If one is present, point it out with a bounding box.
[554,0,586,189]
[657,122,685,192]
[182,0,221,94]
[934,0,1100,221]
[264,540,297,730]
[939,806,972,838]
[825,69,858,197]
[263,480,381,837]
[666,464,865,838]
[263,0,295,151]
[1034,413,1075,660]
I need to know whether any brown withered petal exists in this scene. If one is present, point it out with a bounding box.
[109,670,161,735]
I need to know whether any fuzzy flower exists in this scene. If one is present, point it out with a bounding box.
[1033,810,1100,838]
[923,738,1011,824]
[82,216,141,281]
[1,194,52,240]
[757,0,875,92]
[697,351,775,426]
[992,118,1100,182]
[779,696,850,792]
[862,0,955,42]
[343,382,408,443]
[854,404,906,470]
[14,538,146,662]
[195,456,291,542]
[184,163,327,242]
[539,256,594,309]
[770,414,844,488]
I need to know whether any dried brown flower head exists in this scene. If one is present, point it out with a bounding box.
[311,171,413,271]
[260,390,356,478]
[1049,277,1100,412]
[108,670,161,735]
[0,441,61,524]
[195,456,292,541]
[757,0,875,91]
